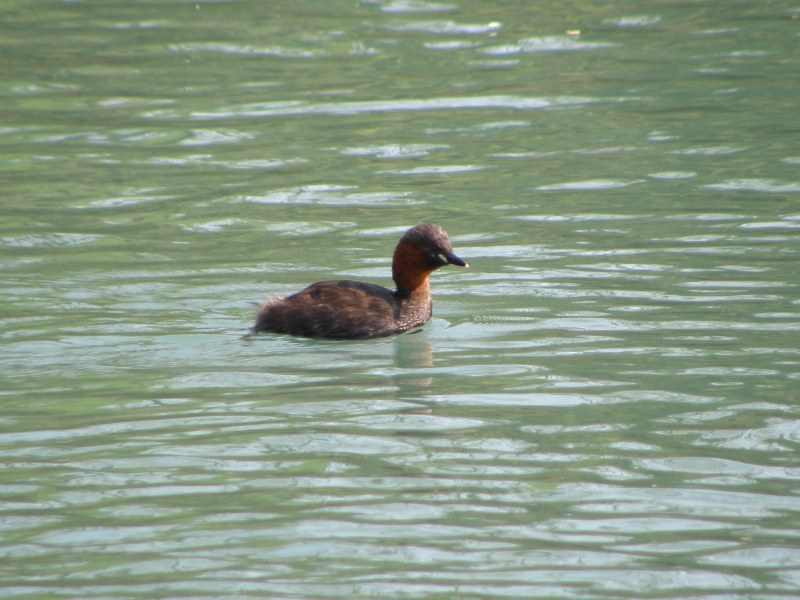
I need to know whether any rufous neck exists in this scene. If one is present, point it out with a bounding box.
[392,241,433,296]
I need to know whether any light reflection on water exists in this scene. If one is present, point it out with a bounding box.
[2,0,800,597]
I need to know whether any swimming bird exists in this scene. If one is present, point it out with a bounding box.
[251,223,467,339]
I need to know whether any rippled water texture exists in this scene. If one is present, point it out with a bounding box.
[2,0,799,598]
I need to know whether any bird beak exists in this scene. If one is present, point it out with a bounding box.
[447,253,468,268]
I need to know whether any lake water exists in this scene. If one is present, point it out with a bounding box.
[2,0,800,597]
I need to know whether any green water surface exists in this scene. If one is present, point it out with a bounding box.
[2,0,799,598]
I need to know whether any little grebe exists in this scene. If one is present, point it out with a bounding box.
[251,223,468,339]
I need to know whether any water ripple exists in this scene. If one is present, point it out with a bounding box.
[144,95,628,120]
[384,20,501,35]
[483,36,618,55]
[379,164,485,175]
[537,179,645,191]
[380,1,457,13]
[335,143,449,158]
[0,233,103,248]
[168,42,321,58]
[602,15,662,27]
[704,179,800,193]
[238,185,421,206]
